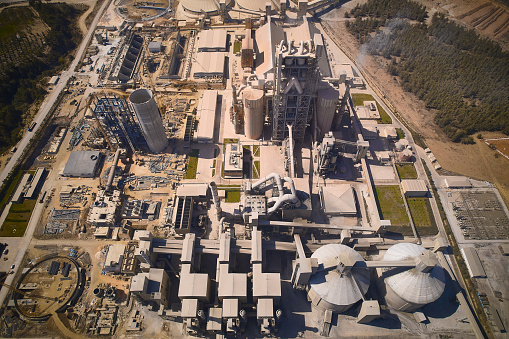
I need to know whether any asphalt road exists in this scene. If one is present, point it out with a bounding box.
[0,0,111,309]
[0,0,107,187]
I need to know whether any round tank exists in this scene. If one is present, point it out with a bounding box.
[236,0,266,11]
[243,87,264,140]
[308,244,370,312]
[398,149,413,162]
[316,85,339,138]
[394,141,404,151]
[297,58,306,66]
[129,89,168,153]
[181,0,232,13]
[381,243,445,312]
[93,287,103,297]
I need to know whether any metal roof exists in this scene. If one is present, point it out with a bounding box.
[460,247,486,278]
[319,185,357,216]
[196,90,218,143]
[254,20,284,76]
[177,183,209,198]
[383,243,446,305]
[193,52,226,77]
[309,244,370,307]
[62,151,101,177]
[197,30,227,51]
[401,180,428,193]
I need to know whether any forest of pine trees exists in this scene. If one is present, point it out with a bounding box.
[346,1,509,143]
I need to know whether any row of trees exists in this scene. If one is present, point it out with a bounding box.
[0,2,82,151]
[345,3,509,142]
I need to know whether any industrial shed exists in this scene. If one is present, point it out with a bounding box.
[319,185,357,216]
[195,90,218,143]
[401,180,428,197]
[62,151,101,177]
[197,29,228,52]
[460,247,486,278]
[193,52,226,78]
[148,41,162,53]
[444,176,472,188]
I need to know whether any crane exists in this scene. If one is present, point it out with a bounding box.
[0,281,59,302]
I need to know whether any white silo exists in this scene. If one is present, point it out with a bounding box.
[316,84,339,138]
[243,87,264,140]
[129,89,168,153]
[307,244,370,312]
[380,243,446,312]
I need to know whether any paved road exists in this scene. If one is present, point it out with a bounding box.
[0,0,107,187]
[0,0,111,309]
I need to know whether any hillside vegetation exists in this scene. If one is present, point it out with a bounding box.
[0,1,83,151]
[346,0,509,143]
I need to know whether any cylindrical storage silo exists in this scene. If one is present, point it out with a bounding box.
[380,243,445,312]
[243,87,264,140]
[307,244,370,312]
[316,85,339,139]
[129,89,168,153]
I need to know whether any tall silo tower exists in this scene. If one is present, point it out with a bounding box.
[243,87,264,140]
[129,89,168,153]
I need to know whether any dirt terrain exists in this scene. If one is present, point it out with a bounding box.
[322,1,509,205]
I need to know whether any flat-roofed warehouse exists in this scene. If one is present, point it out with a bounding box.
[62,151,101,177]
[460,247,486,278]
[195,90,218,143]
[197,30,227,52]
[401,179,428,197]
[193,52,226,78]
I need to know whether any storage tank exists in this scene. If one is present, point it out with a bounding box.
[316,84,339,138]
[129,89,168,153]
[243,87,264,140]
[380,243,445,312]
[307,244,370,312]
[181,0,233,14]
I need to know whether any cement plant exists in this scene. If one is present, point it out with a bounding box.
[0,0,507,338]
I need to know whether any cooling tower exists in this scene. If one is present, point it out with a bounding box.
[316,84,339,138]
[307,244,370,312]
[243,87,264,140]
[380,243,446,312]
[129,89,168,153]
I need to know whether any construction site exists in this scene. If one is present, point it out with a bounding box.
[0,0,507,338]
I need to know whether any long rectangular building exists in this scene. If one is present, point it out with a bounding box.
[195,90,218,143]
[193,52,226,78]
[197,29,227,52]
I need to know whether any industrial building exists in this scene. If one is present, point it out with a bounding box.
[62,151,101,177]
[401,179,428,197]
[195,90,218,143]
[192,52,226,78]
[197,30,228,52]
[460,247,487,278]
[223,144,243,178]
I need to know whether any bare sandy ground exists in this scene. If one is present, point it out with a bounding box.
[322,4,509,205]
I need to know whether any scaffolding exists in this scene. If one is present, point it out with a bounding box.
[93,95,141,153]
[272,51,318,141]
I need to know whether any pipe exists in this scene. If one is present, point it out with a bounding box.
[106,149,122,191]
[299,40,304,55]
[251,173,299,213]
[306,39,313,53]
[289,40,294,54]
[288,124,295,178]
[251,173,284,193]
[279,40,287,53]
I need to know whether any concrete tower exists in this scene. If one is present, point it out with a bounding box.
[129,89,168,153]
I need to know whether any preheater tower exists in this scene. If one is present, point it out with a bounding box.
[129,89,168,153]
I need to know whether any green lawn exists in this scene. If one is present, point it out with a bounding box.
[253,160,260,179]
[375,185,409,227]
[225,189,241,203]
[0,198,37,237]
[0,169,23,214]
[407,197,438,236]
[351,93,392,124]
[233,41,241,54]
[253,145,260,157]
[396,128,405,139]
[396,163,417,179]
[185,149,200,179]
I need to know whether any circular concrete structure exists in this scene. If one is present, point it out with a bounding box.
[308,244,370,312]
[181,0,233,14]
[14,255,84,322]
